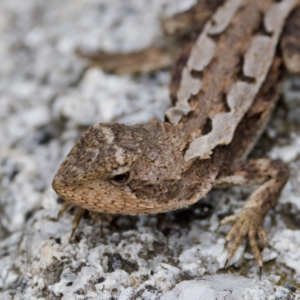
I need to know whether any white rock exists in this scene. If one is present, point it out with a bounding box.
[0,0,300,299]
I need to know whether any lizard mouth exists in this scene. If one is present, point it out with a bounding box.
[52,175,186,215]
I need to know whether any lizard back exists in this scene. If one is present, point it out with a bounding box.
[166,0,297,161]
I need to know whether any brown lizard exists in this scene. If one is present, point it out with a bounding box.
[52,0,300,276]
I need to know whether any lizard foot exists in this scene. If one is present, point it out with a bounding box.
[220,207,268,276]
[69,207,85,241]
[57,202,113,240]
[89,212,113,236]
[57,202,85,241]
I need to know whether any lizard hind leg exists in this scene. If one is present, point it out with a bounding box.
[215,158,289,275]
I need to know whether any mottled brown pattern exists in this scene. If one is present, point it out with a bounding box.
[169,0,267,147]
[228,56,283,162]
[168,41,195,106]
[52,0,300,274]
[162,0,225,37]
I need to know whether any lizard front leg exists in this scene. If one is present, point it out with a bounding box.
[214,159,289,273]
[57,201,113,240]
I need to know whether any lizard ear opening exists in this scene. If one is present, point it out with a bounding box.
[110,171,134,186]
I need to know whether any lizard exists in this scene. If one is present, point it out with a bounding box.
[52,0,300,276]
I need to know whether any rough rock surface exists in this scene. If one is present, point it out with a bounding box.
[1,0,300,299]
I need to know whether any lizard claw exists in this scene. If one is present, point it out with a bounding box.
[57,201,72,220]
[223,240,228,251]
[224,259,229,268]
[220,207,267,274]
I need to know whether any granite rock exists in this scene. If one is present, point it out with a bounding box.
[1,0,300,299]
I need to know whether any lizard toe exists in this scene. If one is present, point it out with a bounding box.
[225,220,248,263]
[57,201,72,220]
[89,212,114,236]
[57,202,86,241]
[69,207,85,241]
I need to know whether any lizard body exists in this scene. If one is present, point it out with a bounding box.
[52,0,300,272]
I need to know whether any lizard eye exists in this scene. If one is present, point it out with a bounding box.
[110,171,133,186]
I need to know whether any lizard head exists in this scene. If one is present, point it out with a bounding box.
[52,120,188,214]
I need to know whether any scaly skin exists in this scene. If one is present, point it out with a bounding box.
[52,0,300,275]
